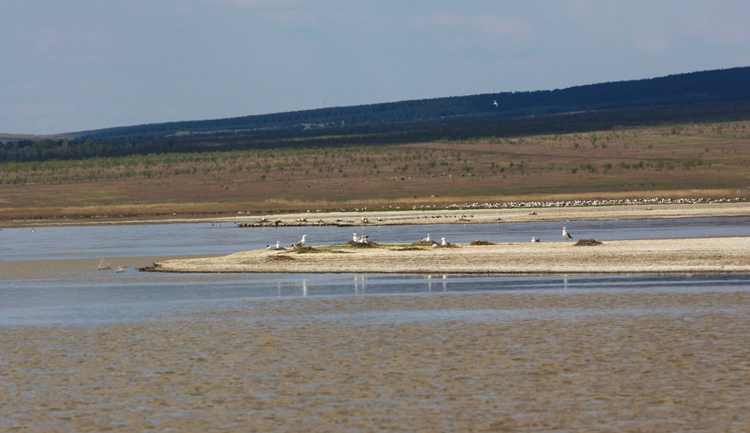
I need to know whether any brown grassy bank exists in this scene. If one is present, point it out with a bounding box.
[2,121,750,223]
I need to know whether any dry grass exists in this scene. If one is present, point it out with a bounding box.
[573,239,604,246]
[470,240,496,246]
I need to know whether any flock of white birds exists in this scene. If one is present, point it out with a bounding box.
[268,227,575,250]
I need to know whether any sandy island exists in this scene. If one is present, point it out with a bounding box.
[141,199,750,275]
[144,237,750,274]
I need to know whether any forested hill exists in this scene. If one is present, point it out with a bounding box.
[75,66,750,141]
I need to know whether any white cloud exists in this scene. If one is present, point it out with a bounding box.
[628,3,750,53]
[415,12,531,42]
[30,27,111,53]
[569,0,624,18]
[413,12,532,55]
[1,102,74,117]
[633,31,673,52]
[202,0,320,27]
[683,11,750,45]
[204,0,302,9]
[0,102,79,133]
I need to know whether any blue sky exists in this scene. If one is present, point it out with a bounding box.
[2,0,750,134]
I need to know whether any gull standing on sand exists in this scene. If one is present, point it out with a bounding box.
[562,227,573,242]
[441,237,447,246]
[293,234,307,247]
[353,233,369,244]
[267,241,281,250]
[421,234,431,242]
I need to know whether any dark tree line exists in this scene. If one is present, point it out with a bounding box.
[0,138,184,162]
[4,100,750,163]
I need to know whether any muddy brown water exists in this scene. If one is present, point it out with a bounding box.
[2,290,750,431]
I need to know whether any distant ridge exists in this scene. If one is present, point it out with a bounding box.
[71,66,750,141]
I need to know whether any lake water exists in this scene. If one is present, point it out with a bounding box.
[2,216,750,327]
[4,216,750,261]
[3,217,750,431]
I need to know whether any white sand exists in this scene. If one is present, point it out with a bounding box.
[148,237,750,274]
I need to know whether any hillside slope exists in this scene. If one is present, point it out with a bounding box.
[73,66,750,141]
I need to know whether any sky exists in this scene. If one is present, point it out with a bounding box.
[2,0,750,135]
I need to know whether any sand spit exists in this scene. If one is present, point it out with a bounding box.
[3,291,750,431]
[0,256,218,281]
[231,202,750,228]
[145,236,750,274]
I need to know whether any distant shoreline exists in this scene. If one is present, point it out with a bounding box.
[144,237,750,275]
[3,201,750,229]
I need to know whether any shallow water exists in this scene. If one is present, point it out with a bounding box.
[3,267,750,327]
[3,290,750,432]
[2,217,750,327]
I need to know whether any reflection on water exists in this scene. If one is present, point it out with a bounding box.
[3,272,750,327]
[425,274,449,292]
